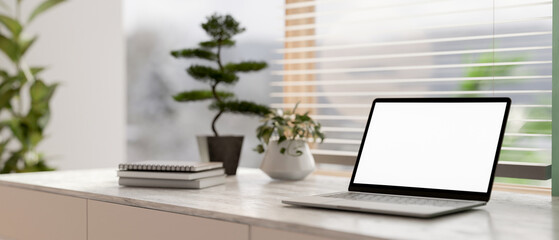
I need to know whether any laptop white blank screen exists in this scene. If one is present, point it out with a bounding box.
[353,102,507,193]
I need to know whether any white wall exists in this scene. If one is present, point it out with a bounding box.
[1,0,126,169]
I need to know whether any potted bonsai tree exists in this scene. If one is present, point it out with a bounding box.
[171,13,270,175]
[255,104,325,180]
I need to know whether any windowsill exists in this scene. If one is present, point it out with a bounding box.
[492,183,551,196]
[312,170,552,196]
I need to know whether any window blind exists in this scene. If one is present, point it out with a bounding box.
[274,0,552,182]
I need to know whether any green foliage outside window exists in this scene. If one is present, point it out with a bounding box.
[460,52,551,185]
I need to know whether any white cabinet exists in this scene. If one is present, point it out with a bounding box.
[0,185,87,240]
[88,200,249,240]
[0,183,334,240]
[251,226,335,240]
[0,185,335,240]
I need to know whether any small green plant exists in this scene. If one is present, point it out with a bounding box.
[0,0,65,173]
[255,103,325,156]
[171,13,270,136]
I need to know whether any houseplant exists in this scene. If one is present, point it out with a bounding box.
[255,104,325,180]
[0,0,65,173]
[171,13,270,175]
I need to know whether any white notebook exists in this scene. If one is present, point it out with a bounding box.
[118,175,226,189]
[116,168,225,180]
[118,161,223,172]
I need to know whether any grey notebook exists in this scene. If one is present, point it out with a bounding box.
[117,168,225,180]
[119,175,226,189]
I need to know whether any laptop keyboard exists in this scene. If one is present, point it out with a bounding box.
[325,192,471,207]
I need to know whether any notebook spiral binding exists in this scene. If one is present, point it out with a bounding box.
[118,163,192,172]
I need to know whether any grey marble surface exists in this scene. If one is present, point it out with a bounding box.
[0,168,557,240]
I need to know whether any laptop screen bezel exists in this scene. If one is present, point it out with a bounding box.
[348,97,511,202]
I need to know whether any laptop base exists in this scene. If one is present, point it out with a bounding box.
[282,192,485,218]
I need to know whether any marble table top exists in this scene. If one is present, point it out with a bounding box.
[0,168,557,240]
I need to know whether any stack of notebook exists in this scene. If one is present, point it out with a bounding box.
[118,161,226,189]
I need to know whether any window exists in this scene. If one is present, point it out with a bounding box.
[274,0,553,187]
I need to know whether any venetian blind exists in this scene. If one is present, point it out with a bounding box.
[272,0,552,181]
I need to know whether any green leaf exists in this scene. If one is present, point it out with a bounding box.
[19,36,38,56]
[0,79,17,98]
[280,147,286,154]
[272,116,285,125]
[317,132,325,142]
[224,61,267,73]
[278,135,287,144]
[37,109,51,130]
[295,113,311,122]
[30,80,49,102]
[0,88,16,109]
[171,48,216,61]
[30,67,46,75]
[11,67,45,83]
[199,39,235,48]
[0,34,18,61]
[173,90,234,102]
[7,119,24,145]
[290,102,300,115]
[0,69,8,78]
[253,144,265,154]
[19,67,45,83]
[30,131,43,147]
[28,0,66,24]
[0,139,9,158]
[187,65,238,84]
[256,124,265,137]
[213,100,270,116]
[201,14,245,40]
[29,80,58,130]
[261,127,273,145]
[1,152,21,173]
[0,15,23,37]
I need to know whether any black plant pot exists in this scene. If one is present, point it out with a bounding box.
[206,136,244,175]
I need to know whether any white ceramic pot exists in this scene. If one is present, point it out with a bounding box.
[260,140,315,181]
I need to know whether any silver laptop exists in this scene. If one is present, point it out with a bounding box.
[283,98,511,218]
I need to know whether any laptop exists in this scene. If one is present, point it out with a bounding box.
[282,98,511,218]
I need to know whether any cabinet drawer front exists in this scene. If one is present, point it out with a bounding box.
[0,185,87,240]
[251,226,335,240]
[88,200,249,240]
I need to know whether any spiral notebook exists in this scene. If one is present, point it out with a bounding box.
[118,161,223,172]
[118,175,226,189]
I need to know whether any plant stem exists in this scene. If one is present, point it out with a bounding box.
[210,36,225,137]
[210,82,222,136]
[216,37,224,71]
[211,110,223,137]
[211,82,221,102]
